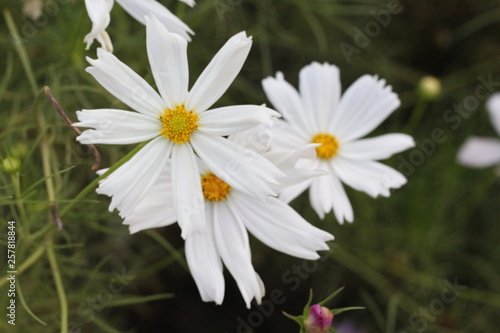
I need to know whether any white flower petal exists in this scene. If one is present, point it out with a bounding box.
[146,16,189,108]
[457,136,500,168]
[185,203,225,305]
[84,0,114,52]
[213,201,264,308]
[75,109,161,144]
[171,144,205,239]
[186,32,252,113]
[331,75,400,142]
[123,163,177,233]
[310,170,353,223]
[116,0,194,41]
[270,143,319,170]
[191,133,283,199]
[262,72,313,138]
[487,92,500,135]
[178,0,195,7]
[86,48,165,117]
[332,158,406,198]
[340,134,415,160]
[97,137,171,217]
[198,105,279,137]
[230,193,333,260]
[268,119,310,151]
[299,62,341,132]
[279,178,312,204]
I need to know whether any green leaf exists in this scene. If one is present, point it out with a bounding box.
[104,293,175,308]
[330,306,365,315]
[303,288,314,316]
[319,286,345,306]
[282,311,304,326]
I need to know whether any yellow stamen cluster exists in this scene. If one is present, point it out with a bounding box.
[311,133,340,160]
[201,172,231,202]
[159,105,199,144]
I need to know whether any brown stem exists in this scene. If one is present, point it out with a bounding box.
[50,203,63,231]
[44,86,101,171]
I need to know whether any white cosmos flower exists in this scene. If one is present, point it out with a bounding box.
[74,16,283,239]
[122,159,334,308]
[457,92,500,168]
[262,62,415,223]
[84,0,195,52]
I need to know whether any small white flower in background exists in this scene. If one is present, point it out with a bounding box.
[84,0,195,52]
[22,0,44,20]
[74,16,282,239]
[262,62,415,223]
[457,93,500,168]
[121,157,333,308]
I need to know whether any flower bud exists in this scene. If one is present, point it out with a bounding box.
[418,76,441,101]
[304,304,334,333]
[1,157,21,174]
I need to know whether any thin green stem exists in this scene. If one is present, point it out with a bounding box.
[3,9,38,97]
[10,172,30,239]
[0,244,46,288]
[403,96,428,134]
[17,279,48,326]
[145,230,189,272]
[46,234,68,333]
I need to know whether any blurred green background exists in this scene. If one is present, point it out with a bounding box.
[1,0,500,332]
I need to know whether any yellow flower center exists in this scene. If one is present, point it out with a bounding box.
[311,133,340,160]
[201,172,231,202]
[159,105,199,144]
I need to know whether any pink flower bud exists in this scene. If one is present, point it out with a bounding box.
[304,304,334,333]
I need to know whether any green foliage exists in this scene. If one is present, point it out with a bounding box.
[1,0,499,332]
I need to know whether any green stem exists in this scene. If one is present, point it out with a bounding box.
[17,279,48,326]
[403,96,428,134]
[3,9,38,97]
[0,244,46,288]
[145,229,188,272]
[11,172,30,239]
[46,234,68,333]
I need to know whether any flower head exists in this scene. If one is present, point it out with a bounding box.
[84,0,195,52]
[75,16,282,239]
[457,92,500,168]
[262,62,415,223]
[283,288,364,333]
[120,155,333,307]
[305,304,334,333]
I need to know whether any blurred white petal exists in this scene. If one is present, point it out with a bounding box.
[84,0,114,52]
[340,134,415,160]
[198,105,279,137]
[487,92,500,135]
[116,0,194,41]
[299,62,341,132]
[457,136,500,168]
[332,75,400,142]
